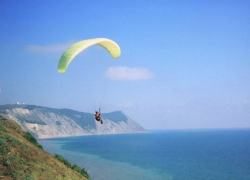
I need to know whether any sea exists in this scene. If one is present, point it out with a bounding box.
[39,129,250,180]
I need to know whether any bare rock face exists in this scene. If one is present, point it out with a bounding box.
[0,104,147,139]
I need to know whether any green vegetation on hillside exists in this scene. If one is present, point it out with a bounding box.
[23,132,43,149]
[55,154,90,179]
[0,119,90,180]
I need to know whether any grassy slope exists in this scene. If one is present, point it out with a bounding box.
[0,119,89,180]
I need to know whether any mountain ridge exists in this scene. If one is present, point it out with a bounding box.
[0,104,147,139]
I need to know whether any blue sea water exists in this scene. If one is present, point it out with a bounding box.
[39,129,250,180]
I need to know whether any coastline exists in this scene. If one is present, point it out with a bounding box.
[39,137,171,180]
[38,131,148,140]
[39,129,250,180]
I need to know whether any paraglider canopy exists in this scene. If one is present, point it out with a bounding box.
[58,38,121,73]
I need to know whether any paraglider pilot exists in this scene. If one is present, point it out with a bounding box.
[95,109,103,124]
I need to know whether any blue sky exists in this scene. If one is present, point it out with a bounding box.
[0,0,250,130]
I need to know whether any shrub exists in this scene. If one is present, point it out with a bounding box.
[55,154,72,168]
[81,167,90,179]
[0,138,10,155]
[71,164,89,178]
[20,158,26,165]
[6,135,20,146]
[55,154,90,179]
[23,132,37,144]
[11,170,26,179]
[3,159,10,166]
[27,177,35,180]
[72,164,81,172]
[23,132,43,149]
[0,121,7,132]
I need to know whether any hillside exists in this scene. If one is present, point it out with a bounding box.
[0,104,147,139]
[0,119,90,180]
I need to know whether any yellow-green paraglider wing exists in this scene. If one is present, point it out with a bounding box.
[58,38,121,73]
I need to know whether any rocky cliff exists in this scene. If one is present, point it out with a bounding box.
[0,104,147,139]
